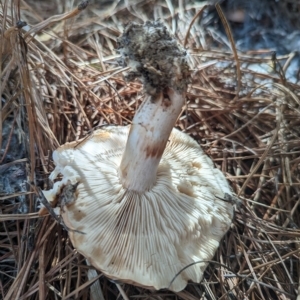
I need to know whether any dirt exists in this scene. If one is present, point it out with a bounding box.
[117,21,190,95]
[0,113,28,213]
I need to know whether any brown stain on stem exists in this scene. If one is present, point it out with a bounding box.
[144,142,166,158]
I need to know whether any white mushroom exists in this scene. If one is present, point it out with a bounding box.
[42,21,234,292]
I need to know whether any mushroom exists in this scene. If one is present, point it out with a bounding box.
[42,21,234,292]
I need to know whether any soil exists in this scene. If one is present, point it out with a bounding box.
[0,113,28,213]
[117,21,190,95]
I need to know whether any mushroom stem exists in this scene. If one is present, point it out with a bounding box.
[119,88,185,192]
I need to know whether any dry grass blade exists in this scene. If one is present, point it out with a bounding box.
[24,1,89,40]
[215,3,241,99]
[62,272,102,300]
[0,212,39,221]
[1,0,300,299]
[183,4,207,49]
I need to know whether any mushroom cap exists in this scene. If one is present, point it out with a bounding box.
[44,125,233,292]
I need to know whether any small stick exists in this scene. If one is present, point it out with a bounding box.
[39,240,46,300]
[115,283,129,300]
[24,1,89,40]
[184,5,207,48]
[34,186,85,234]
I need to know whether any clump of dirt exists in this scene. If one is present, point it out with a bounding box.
[117,21,190,95]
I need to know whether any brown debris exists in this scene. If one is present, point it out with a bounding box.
[117,21,190,95]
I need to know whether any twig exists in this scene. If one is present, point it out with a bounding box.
[215,3,241,100]
[34,186,85,234]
